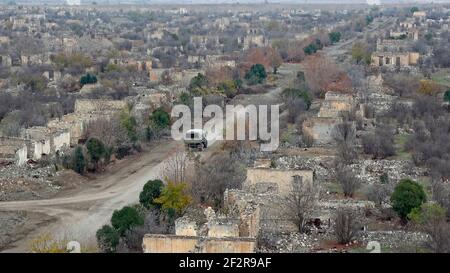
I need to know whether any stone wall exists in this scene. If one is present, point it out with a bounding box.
[74,99,127,114]
[0,141,27,166]
[302,117,341,146]
[244,168,313,196]
[51,130,70,154]
[317,91,354,118]
[208,221,240,238]
[371,51,419,68]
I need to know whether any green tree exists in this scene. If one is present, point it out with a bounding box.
[391,179,426,221]
[139,179,164,209]
[154,181,192,215]
[244,64,267,85]
[444,90,450,102]
[410,7,419,13]
[281,88,312,109]
[79,73,97,86]
[217,80,238,98]
[351,42,371,64]
[150,108,170,129]
[96,225,119,253]
[119,106,138,143]
[303,43,318,55]
[72,146,86,174]
[188,73,208,95]
[111,206,144,236]
[86,138,106,171]
[329,32,342,44]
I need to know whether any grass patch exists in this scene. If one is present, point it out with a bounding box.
[394,134,411,161]
[431,70,450,88]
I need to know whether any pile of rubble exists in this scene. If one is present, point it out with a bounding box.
[0,163,60,201]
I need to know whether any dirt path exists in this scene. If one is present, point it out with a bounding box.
[0,140,184,252]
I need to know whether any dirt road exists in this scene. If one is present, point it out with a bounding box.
[0,140,184,252]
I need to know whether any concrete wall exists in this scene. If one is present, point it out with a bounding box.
[244,168,313,196]
[15,144,27,166]
[203,237,256,253]
[142,234,256,253]
[142,234,198,253]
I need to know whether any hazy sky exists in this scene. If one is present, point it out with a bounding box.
[2,0,450,4]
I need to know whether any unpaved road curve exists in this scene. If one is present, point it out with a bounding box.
[0,140,184,252]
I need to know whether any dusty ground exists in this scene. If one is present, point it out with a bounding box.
[0,210,56,251]
[0,140,183,252]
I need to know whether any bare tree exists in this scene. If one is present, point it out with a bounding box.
[190,153,246,209]
[366,183,393,207]
[362,125,396,159]
[160,151,189,184]
[85,116,128,148]
[334,208,360,244]
[332,120,357,164]
[283,175,318,233]
[334,165,361,198]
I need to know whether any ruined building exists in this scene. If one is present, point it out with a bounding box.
[142,161,315,253]
[371,38,420,68]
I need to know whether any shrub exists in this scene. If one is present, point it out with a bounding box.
[150,108,170,129]
[115,144,133,159]
[71,146,86,174]
[281,88,312,109]
[119,109,138,143]
[96,225,120,253]
[244,64,267,85]
[329,32,341,44]
[86,138,106,170]
[188,73,208,95]
[390,179,426,221]
[139,179,164,209]
[29,233,67,253]
[79,73,97,86]
[111,206,144,236]
[444,90,450,102]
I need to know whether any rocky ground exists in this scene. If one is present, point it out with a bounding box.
[0,210,56,250]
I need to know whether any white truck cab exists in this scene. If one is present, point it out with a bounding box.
[184,129,208,150]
